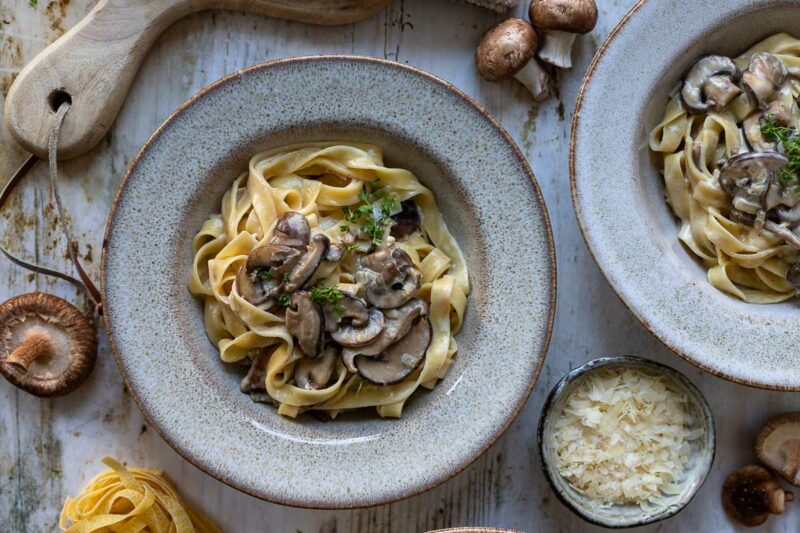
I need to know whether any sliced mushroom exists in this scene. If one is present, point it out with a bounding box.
[286,234,330,291]
[719,152,788,214]
[764,220,800,250]
[240,349,271,403]
[475,18,552,101]
[0,293,97,397]
[341,298,428,372]
[355,317,431,386]
[285,292,324,358]
[323,294,370,332]
[722,465,793,527]
[294,344,339,391]
[237,244,301,304]
[332,309,385,347]
[681,55,741,114]
[756,413,800,486]
[362,248,421,309]
[272,211,310,249]
[744,113,777,152]
[766,100,792,126]
[529,0,598,70]
[390,200,421,239]
[325,244,344,262]
[743,52,787,107]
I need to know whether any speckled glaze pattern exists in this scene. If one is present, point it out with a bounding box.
[101,56,556,509]
[571,0,800,390]
[538,357,716,528]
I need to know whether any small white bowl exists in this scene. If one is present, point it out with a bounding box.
[538,357,715,528]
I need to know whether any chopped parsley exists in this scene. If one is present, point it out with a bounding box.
[28,0,37,6]
[277,293,292,307]
[761,114,800,190]
[309,285,345,317]
[341,182,400,245]
[257,269,273,282]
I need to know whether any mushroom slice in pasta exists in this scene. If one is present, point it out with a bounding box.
[341,298,428,372]
[285,292,324,358]
[331,309,385,348]
[362,248,422,309]
[295,344,339,391]
[355,317,431,386]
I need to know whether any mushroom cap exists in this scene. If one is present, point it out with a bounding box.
[529,0,598,34]
[0,293,96,397]
[756,412,800,486]
[722,465,793,527]
[681,55,740,114]
[475,18,539,82]
[285,292,324,358]
[356,317,431,386]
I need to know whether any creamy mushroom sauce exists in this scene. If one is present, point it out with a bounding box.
[650,34,800,303]
[189,143,469,418]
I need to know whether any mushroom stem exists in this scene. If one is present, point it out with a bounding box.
[537,31,577,69]
[514,59,552,101]
[4,331,54,373]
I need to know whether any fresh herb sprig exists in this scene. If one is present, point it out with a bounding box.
[761,114,800,190]
[339,181,399,245]
[309,285,345,317]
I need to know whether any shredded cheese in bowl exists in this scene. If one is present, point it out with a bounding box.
[550,367,705,510]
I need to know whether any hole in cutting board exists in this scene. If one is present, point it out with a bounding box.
[48,89,72,112]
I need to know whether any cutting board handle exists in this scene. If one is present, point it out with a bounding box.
[4,0,387,160]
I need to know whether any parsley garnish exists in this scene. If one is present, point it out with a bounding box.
[277,293,292,307]
[257,269,273,282]
[309,285,345,317]
[28,0,37,6]
[340,183,399,245]
[761,114,800,190]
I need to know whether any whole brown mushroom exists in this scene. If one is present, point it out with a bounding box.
[722,465,793,527]
[475,18,552,101]
[0,293,97,397]
[529,0,598,69]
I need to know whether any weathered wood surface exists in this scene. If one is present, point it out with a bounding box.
[1,0,799,531]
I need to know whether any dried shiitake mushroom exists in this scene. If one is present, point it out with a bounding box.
[722,465,793,527]
[0,293,96,397]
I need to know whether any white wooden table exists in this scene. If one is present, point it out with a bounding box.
[2,0,799,531]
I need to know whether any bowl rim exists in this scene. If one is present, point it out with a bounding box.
[537,356,716,528]
[100,54,557,509]
[569,0,800,392]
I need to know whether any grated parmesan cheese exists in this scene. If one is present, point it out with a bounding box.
[551,367,704,510]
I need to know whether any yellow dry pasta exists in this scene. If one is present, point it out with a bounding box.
[650,33,800,303]
[59,457,219,533]
[189,143,469,418]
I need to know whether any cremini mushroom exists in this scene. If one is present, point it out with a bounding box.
[362,247,422,309]
[475,18,552,101]
[240,349,271,403]
[355,316,431,386]
[294,343,339,391]
[743,52,787,107]
[0,293,96,397]
[756,412,800,486]
[286,234,329,291]
[681,55,741,114]
[341,298,428,373]
[718,151,788,215]
[390,200,421,239]
[236,243,299,304]
[272,211,310,248]
[722,465,793,527]
[285,292,324,358]
[529,0,598,69]
[331,309,385,347]
[323,294,369,332]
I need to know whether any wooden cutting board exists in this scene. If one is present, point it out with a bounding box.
[3,0,389,160]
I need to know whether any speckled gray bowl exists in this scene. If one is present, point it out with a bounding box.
[538,357,715,528]
[571,0,800,390]
[102,56,555,508]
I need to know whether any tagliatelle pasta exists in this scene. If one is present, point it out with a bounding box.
[59,457,219,533]
[650,34,800,303]
[189,143,469,418]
